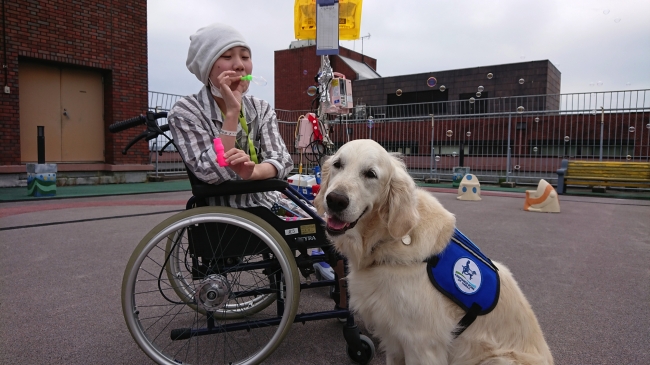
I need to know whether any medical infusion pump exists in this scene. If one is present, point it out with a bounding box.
[330,78,353,109]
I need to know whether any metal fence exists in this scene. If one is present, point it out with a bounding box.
[147,91,184,177]
[147,89,650,185]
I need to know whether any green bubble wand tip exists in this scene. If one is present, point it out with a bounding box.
[240,74,267,86]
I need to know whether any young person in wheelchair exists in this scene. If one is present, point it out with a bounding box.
[168,22,306,217]
[168,21,335,277]
[118,23,375,365]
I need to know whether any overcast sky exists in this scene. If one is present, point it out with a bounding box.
[147,0,650,108]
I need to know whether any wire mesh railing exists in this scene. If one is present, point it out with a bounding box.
[147,91,185,176]
[147,89,650,185]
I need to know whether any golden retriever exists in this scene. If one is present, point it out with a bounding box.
[314,139,553,365]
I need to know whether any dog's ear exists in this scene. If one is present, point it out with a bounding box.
[313,157,331,215]
[380,156,419,239]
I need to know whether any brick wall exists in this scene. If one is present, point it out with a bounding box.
[0,0,148,166]
[353,60,561,110]
[274,45,377,111]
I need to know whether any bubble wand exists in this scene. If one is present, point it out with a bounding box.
[240,75,267,86]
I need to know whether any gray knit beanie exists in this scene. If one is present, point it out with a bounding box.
[186,23,251,86]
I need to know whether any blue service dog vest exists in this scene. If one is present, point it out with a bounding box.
[426,229,500,337]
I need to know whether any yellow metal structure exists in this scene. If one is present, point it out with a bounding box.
[294,0,363,40]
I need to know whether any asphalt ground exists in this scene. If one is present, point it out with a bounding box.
[0,188,649,364]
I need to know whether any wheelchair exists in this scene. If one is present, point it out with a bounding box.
[110,111,376,365]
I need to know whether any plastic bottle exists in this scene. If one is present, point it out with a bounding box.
[214,138,229,167]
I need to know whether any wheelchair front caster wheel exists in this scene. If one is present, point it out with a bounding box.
[347,334,376,365]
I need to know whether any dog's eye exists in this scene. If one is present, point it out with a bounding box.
[333,160,342,169]
[364,169,377,179]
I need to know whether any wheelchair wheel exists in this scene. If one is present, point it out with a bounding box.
[347,334,376,365]
[165,228,276,318]
[122,207,300,365]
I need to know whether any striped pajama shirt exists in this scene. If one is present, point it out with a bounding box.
[168,86,295,210]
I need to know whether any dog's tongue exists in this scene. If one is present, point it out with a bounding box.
[327,216,349,230]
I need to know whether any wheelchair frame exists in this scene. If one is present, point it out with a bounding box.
[113,111,376,365]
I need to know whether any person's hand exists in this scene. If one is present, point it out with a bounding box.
[224,147,255,180]
[214,70,250,115]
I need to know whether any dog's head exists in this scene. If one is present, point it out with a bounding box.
[314,139,420,240]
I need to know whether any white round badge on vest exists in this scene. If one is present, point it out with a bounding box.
[453,257,482,295]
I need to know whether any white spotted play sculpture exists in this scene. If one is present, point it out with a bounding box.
[457,174,481,201]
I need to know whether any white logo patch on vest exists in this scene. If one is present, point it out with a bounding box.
[453,257,482,295]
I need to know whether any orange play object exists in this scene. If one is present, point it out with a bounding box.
[524,179,560,213]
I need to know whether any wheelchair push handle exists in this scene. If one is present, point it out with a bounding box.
[108,112,167,133]
[109,114,144,133]
[108,111,169,155]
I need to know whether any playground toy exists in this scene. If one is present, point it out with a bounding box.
[524,179,560,213]
[457,174,482,201]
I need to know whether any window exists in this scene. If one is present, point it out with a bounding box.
[381,141,419,155]
[528,139,635,157]
[432,140,508,157]
[386,90,448,118]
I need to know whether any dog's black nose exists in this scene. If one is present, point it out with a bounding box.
[326,191,349,212]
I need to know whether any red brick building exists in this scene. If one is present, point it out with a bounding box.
[0,0,150,187]
[274,41,561,115]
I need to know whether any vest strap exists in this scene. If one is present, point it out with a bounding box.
[452,302,481,338]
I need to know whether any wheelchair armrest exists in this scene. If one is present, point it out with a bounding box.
[191,178,289,199]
